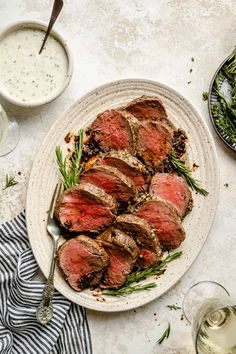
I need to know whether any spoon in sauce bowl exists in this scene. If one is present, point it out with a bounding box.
[39,0,64,55]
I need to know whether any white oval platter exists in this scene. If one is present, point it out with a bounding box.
[26,79,219,312]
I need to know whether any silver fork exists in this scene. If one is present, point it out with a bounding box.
[36,183,64,325]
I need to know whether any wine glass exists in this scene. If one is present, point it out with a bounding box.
[0,104,20,156]
[183,281,236,354]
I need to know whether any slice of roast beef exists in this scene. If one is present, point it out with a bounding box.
[125,96,171,126]
[136,120,173,172]
[57,235,109,291]
[88,109,135,154]
[55,183,117,234]
[149,173,193,218]
[98,228,139,289]
[135,197,185,250]
[97,150,150,192]
[115,214,162,268]
[80,165,136,203]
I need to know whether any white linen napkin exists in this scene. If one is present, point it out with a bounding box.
[0,212,92,354]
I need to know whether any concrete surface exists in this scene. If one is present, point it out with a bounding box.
[0,1,235,353]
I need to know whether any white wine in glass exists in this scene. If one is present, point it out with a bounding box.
[0,105,19,156]
[195,301,236,353]
[183,281,236,354]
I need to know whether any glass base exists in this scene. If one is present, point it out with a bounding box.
[0,116,20,156]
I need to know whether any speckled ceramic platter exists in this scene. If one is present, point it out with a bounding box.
[26,79,219,312]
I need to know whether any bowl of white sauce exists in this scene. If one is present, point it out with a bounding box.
[0,20,73,107]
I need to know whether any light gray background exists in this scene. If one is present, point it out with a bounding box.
[0,1,235,353]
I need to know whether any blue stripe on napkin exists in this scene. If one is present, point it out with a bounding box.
[0,212,92,354]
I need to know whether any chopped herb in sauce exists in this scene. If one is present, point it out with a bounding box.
[0,28,68,103]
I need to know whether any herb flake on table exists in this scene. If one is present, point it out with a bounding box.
[103,251,182,297]
[157,323,171,345]
[224,182,229,187]
[202,91,208,101]
[167,304,181,310]
[169,152,208,196]
[56,129,84,189]
[2,174,18,190]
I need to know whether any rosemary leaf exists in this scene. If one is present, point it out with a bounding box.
[167,304,181,310]
[103,282,156,296]
[55,146,70,189]
[157,323,171,344]
[125,251,182,285]
[104,252,182,297]
[2,174,18,190]
[56,129,84,189]
[169,152,208,196]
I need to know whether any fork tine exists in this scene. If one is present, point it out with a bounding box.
[51,182,64,219]
[47,182,65,222]
[47,183,59,221]
[58,182,64,196]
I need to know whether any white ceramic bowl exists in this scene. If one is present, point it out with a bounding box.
[0,20,73,108]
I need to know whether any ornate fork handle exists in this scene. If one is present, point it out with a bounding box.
[36,236,59,324]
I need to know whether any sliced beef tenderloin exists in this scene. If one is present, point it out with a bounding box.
[88,109,135,154]
[149,173,193,219]
[135,197,185,250]
[136,120,173,172]
[98,228,139,289]
[57,235,109,291]
[55,183,117,234]
[115,214,162,268]
[125,96,171,127]
[97,150,150,192]
[80,165,136,203]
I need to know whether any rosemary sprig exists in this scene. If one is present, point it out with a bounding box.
[211,49,236,144]
[169,152,208,196]
[103,282,156,296]
[125,251,182,285]
[167,304,181,310]
[56,129,84,189]
[3,175,18,190]
[157,323,171,345]
[103,252,182,297]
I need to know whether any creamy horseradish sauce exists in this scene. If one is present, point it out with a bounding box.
[0,28,68,103]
